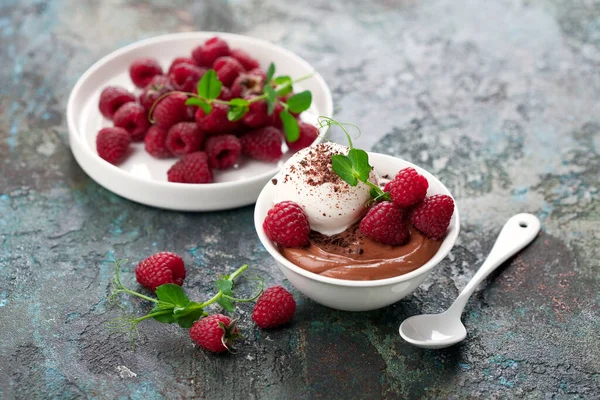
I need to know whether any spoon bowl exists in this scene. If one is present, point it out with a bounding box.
[400,312,467,349]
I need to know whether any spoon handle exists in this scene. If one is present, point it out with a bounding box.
[448,213,541,315]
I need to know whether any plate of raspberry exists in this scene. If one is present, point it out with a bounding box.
[67,32,333,211]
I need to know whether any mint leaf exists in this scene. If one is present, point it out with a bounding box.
[216,279,233,296]
[331,154,358,186]
[227,98,249,121]
[347,149,371,182]
[266,63,275,83]
[150,302,177,324]
[264,85,277,115]
[280,109,299,142]
[155,284,190,308]
[274,76,292,96]
[197,69,222,100]
[286,91,312,114]
[217,296,235,312]
[185,97,212,114]
[174,302,205,328]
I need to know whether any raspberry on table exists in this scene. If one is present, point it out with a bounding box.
[409,194,455,241]
[287,122,319,152]
[113,102,151,141]
[167,152,213,184]
[129,57,163,88]
[98,86,136,120]
[153,93,189,130]
[359,201,410,245]
[191,37,230,67]
[96,127,131,165]
[252,286,296,329]
[138,75,173,112]
[204,134,242,169]
[231,72,264,98]
[168,57,196,74]
[388,167,429,207]
[242,98,269,128]
[194,103,238,134]
[213,56,245,87]
[263,201,310,247]
[166,122,204,156]
[144,125,172,159]
[230,48,260,70]
[168,63,206,93]
[240,126,283,162]
[135,251,186,292]
[189,314,239,353]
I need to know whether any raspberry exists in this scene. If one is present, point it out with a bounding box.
[168,57,196,74]
[138,75,173,112]
[194,103,238,134]
[213,56,245,87]
[168,63,206,92]
[383,181,392,193]
[287,122,319,152]
[96,127,131,164]
[98,86,136,120]
[230,48,260,70]
[219,86,232,101]
[240,126,283,162]
[231,72,264,98]
[129,57,163,88]
[204,134,242,169]
[135,251,186,292]
[387,167,429,207]
[189,314,239,353]
[113,102,151,141]
[144,125,172,158]
[252,286,296,329]
[191,37,230,67]
[263,201,310,247]
[409,195,455,241]
[153,93,189,130]
[167,152,213,184]
[268,102,284,129]
[359,201,410,245]
[166,122,204,156]
[248,68,267,81]
[242,98,269,128]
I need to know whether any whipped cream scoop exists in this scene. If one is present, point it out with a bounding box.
[272,142,378,236]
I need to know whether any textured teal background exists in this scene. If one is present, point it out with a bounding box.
[1,0,599,398]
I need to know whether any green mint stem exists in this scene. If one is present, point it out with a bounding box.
[198,264,249,308]
[134,310,172,323]
[113,288,159,303]
[365,180,382,193]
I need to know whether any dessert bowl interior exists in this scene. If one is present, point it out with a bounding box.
[254,152,460,311]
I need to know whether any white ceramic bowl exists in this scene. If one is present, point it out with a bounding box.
[67,32,333,211]
[254,152,460,311]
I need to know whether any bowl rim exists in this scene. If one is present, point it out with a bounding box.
[254,151,460,288]
[66,31,333,191]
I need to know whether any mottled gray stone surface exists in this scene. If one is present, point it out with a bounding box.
[1,0,599,398]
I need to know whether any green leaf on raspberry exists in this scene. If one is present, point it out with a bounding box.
[174,302,206,328]
[274,75,293,96]
[155,284,190,308]
[264,85,277,115]
[150,302,178,323]
[217,296,235,312]
[286,90,312,114]
[331,149,372,187]
[215,278,233,296]
[197,69,222,101]
[347,149,371,182]
[227,98,250,121]
[266,63,276,83]
[280,109,299,142]
[331,154,358,186]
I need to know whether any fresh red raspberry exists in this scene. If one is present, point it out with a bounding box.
[168,63,206,92]
[213,56,244,87]
[287,122,319,152]
[98,86,136,120]
[194,103,238,134]
[231,72,264,98]
[240,126,283,162]
[388,167,429,207]
[409,195,455,241]
[248,68,267,81]
[129,57,163,88]
[144,125,172,158]
[230,48,260,70]
[191,37,230,67]
[166,122,204,156]
[96,127,131,164]
[138,75,173,112]
[113,102,151,141]
[167,152,213,184]
[359,201,410,245]
[168,57,196,74]
[242,98,269,128]
[383,181,392,193]
[189,314,239,353]
[252,286,296,329]
[153,93,189,130]
[268,102,284,129]
[263,201,310,247]
[219,86,232,101]
[204,134,242,169]
[135,251,186,292]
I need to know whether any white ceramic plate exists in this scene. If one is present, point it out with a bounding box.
[67,32,333,211]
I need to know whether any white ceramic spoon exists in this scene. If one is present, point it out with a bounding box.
[399,213,541,349]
